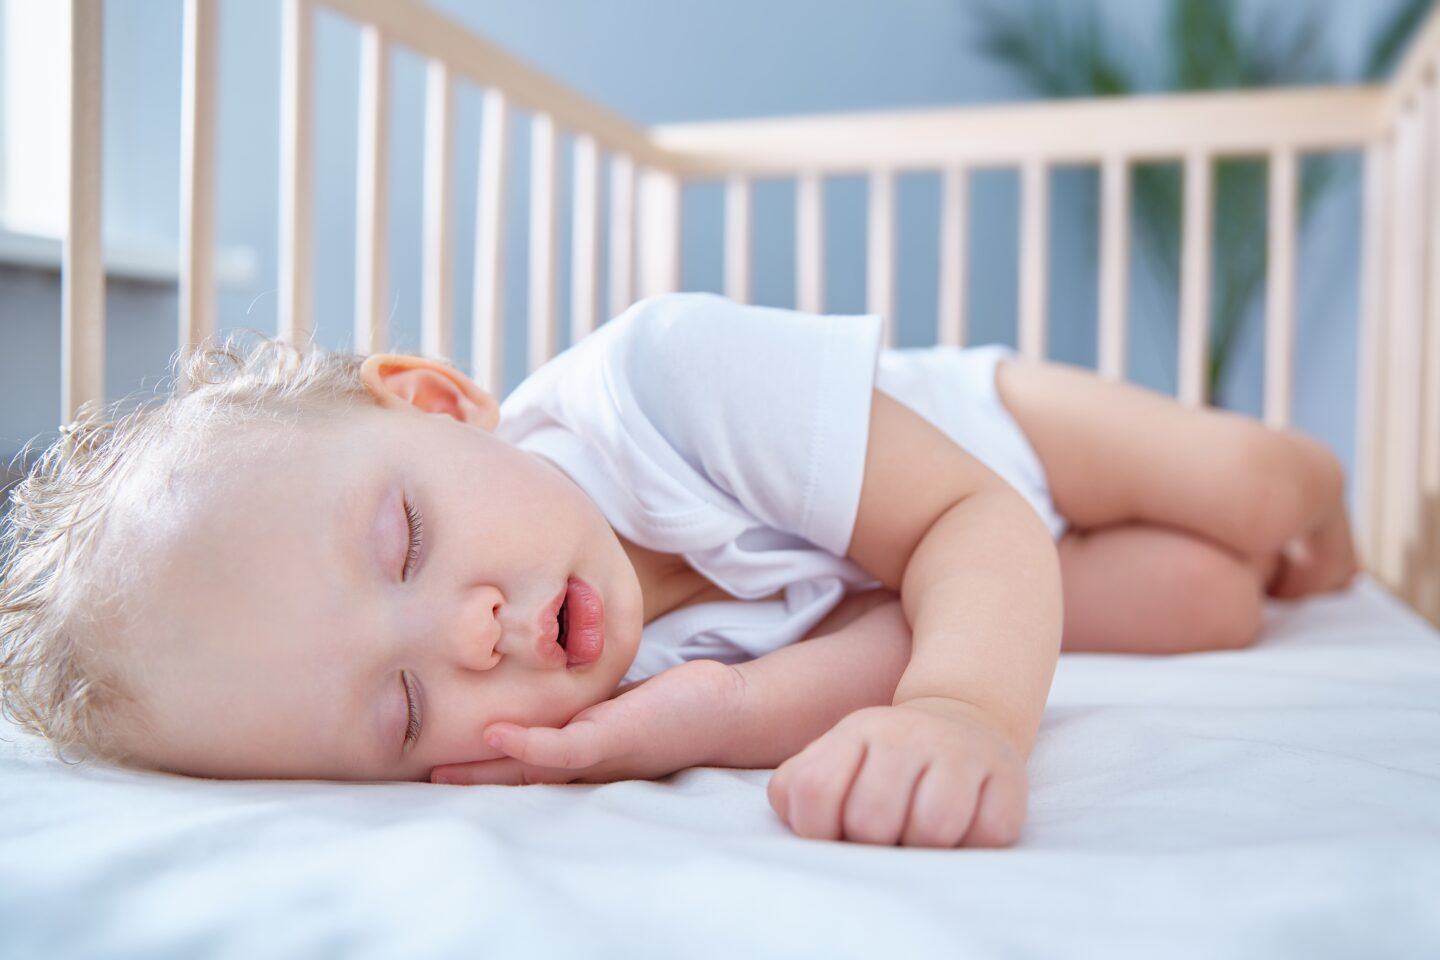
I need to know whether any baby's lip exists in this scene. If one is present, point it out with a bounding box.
[532,581,569,669]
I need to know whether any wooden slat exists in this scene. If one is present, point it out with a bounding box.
[1394,97,1432,598]
[1383,110,1424,588]
[724,175,751,303]
[354,25,389,353]
[1178,151,1213,404]
[608,153,636,316]
[421,59,455,360]
[315,0,676,172]
[867,168,895,346]
[1422,83,1440,620]
[1018,158,1048,361]
[63,0,104,422]
[278,0,314,344]
[796,170,824,313]
[1263,147,1298,428]
[472,89,509,395]
[937,165,968,347]
[1097,154,1130,382]
[570,132,601,342]
[651,87,1384,178]
[636,165,680,300]
[179,0,217,353]
[1355,140,1390,572]
[528,112,558,372]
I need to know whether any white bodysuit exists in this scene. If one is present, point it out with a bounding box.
[494,292,1068,685]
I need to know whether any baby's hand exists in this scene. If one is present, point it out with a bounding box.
[766,698,1028,848]
[428,659,742,786]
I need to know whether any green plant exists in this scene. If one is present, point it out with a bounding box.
[969,0,1433,406]
[1367,0,1435,79]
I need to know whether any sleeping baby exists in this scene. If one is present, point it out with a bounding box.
[0,292,1357,849]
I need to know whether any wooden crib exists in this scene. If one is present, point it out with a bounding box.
[55,0,1440,624]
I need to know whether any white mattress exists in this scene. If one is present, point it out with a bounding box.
[3,573,1438,959]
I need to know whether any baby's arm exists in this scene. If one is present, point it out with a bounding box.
[702,594,913,770]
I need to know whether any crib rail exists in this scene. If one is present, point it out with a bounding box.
[650,87,1384,173]
[652,88,1384,410]
[54,0,1440,624]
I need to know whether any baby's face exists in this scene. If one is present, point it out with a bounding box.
[109,362,644,782]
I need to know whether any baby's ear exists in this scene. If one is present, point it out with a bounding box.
[360,354,499,430]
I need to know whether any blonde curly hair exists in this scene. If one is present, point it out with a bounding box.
[0,330,391,766]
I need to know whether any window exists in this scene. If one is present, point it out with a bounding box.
[0,0,70,239]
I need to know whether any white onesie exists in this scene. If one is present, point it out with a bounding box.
[494,292,1067,685]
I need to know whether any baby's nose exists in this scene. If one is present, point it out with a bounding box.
[450,620,501,672]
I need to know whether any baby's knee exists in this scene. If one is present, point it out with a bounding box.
[1174,547,1264,650]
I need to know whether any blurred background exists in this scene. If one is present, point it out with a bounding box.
[0,0,1431,493]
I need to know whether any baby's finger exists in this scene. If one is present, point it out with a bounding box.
[784,737,868,842]
[486,718,611,769]
[766,768,791,822]
[960,763,1028,848]
[767,735,839,823]
[430,757,574,786]
[841,744,929,846]
[899,763,978,848]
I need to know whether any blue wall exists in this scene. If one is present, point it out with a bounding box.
[0,0,1412,505]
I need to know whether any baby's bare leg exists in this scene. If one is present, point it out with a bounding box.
[994,357,1345,567]
[811,530,1267,666]
[1056,521,1268,653]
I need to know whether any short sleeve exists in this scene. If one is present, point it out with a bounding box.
[613,293,885,557]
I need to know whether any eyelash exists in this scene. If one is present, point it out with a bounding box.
[402,671,422,750]
[402,495,424,581]
[400,496,424,751]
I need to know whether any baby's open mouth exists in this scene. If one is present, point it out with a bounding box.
[556,600,569,650]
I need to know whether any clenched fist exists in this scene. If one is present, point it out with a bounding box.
[765,697,1029,848]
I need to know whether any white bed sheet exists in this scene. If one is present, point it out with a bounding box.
[3,573,1438,960]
